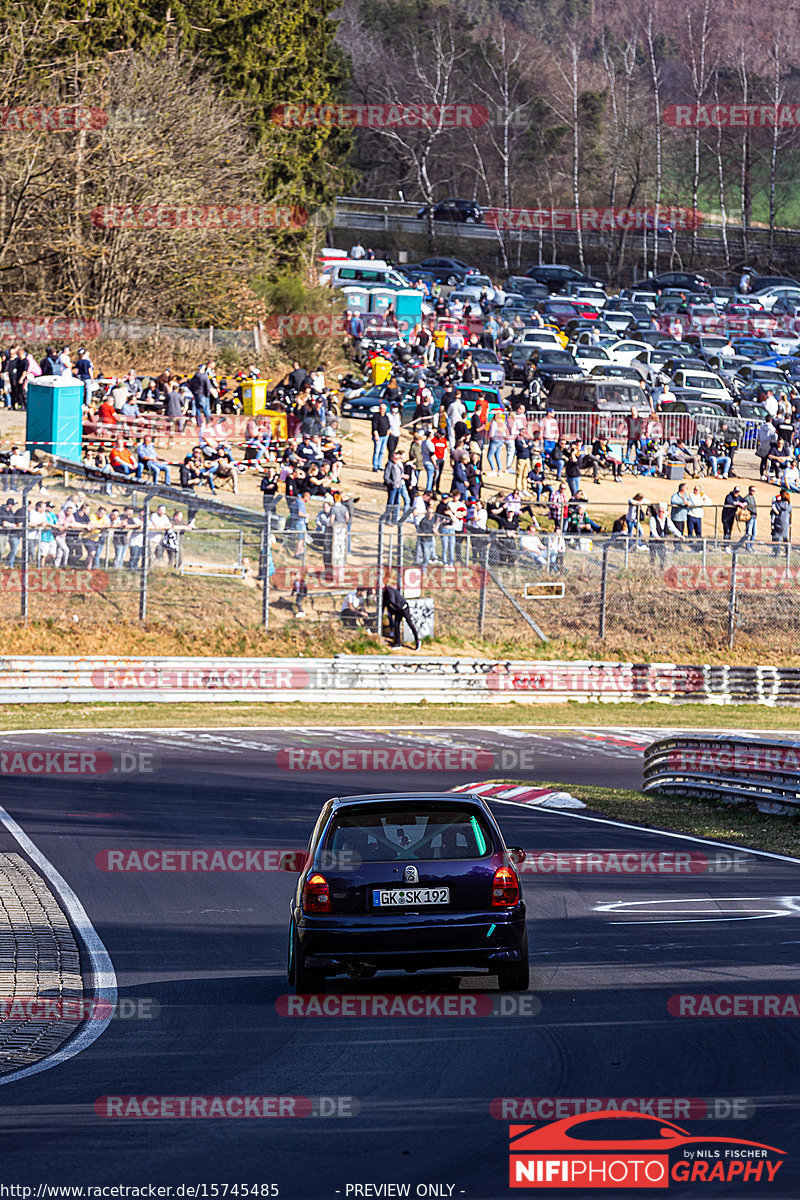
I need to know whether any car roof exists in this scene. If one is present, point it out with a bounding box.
[328,792,489,808]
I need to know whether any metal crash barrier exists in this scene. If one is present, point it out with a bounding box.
[644,734,800,814]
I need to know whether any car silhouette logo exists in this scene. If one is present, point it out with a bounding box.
[404,865,419,884]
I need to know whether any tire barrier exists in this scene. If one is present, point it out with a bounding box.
[2,656,800,705]
[644,734,800,814]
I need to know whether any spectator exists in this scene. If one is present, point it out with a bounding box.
[75,347,94,404]
[382,584,421,650]
[771,490,791,555]
[648,502,683,567]
[371,402,390,472]
[741,485,758,552]
[187,364,212,427]
[699,435,731,479]
[136,434,171,485]
[686,484,708,540]
[110,437,136,477]
[670,483,690,541]
[721,485,746,543]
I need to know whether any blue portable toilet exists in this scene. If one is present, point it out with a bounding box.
[340,286,370,315]
[394,288,424,326]
[26,376,83,460]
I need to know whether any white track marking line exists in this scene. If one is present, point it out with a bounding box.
[0,802,116,1085]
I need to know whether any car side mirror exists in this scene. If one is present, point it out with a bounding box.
[507,847,526,866]
[279,851,307,872]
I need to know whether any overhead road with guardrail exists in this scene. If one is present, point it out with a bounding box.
[644,733,800,814]
[3,656,800,704]
[329,196,800,279]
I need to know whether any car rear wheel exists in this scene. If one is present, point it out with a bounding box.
[497,933,530,992]
[447,275,458,286]
[291,923,326,993]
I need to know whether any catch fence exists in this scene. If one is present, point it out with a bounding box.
[0,493,796,652]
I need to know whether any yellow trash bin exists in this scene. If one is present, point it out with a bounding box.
[370,356,393,386]
[242,380,270,415]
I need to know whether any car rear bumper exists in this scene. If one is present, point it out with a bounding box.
[297,909,527,972]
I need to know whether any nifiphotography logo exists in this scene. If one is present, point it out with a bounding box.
[507,1110,786,1188]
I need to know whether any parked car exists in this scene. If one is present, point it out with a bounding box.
[411,258,479,286]
[570,344,615,375]
[460,347,506,387]
[669,367,733,403]
[532,348,584,390]
[417,199,483,224]
[641,271,711,292]
[524,264,606,293]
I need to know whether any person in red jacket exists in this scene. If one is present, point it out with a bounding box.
[431,430,448,495]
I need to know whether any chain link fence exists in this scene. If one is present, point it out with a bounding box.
[0,486,796,652]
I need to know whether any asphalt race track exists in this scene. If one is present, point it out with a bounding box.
[0,725,797,1198]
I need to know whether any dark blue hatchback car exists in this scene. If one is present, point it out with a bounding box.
[282,792,529,993]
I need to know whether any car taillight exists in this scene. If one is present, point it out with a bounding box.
[302,873,331,914]
[491,866,520,907]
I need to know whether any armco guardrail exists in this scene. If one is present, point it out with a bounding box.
[2,657,800,704]
[644,734,800,813]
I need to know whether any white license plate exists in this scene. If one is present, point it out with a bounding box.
[372,887,450,907]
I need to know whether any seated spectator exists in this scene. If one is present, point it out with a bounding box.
[341,587,368,628]
[110,437,136,477]
[136,434,172,486]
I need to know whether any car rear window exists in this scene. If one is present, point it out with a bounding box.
[323,806,495,862]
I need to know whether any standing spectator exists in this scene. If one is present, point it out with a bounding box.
[648,502,683,567]
[564,445,582,497]
[348,312,364,359]
[384,452,410,523]
[8,348,27,410]
[741,485,758,552]
[625,406,645,463]
[420,431,436,492]
[414,500,438,571]
[288,491,310,556]
[75,347,94,405]
[187,364,212,427]
[686,484,708,541]
[486,410,508,475]
[40,345,59,376]
[56,346,73,377]
[721,485,746,543]
[670,482,690,541]
[371,402,390,472]
[540,409,559,458]
[349,241,366,259]
[771,490,791,556]
[431,430,448,494]
[387,403,402,460]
